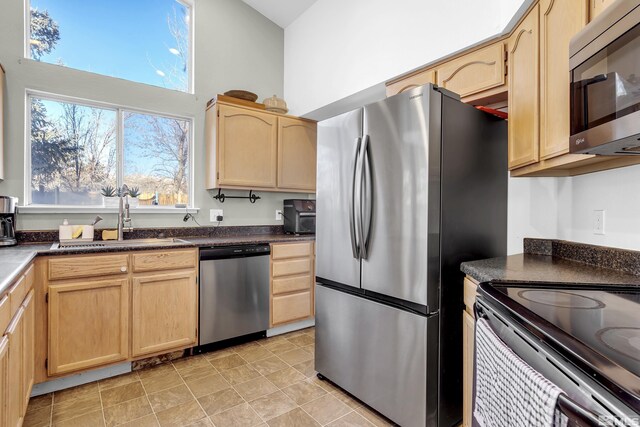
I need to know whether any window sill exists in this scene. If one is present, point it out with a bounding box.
[18,206,199,214]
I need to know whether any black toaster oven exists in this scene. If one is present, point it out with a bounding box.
[283,199,315,234]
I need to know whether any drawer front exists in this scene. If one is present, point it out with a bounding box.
[24,264,34,292]
[9,275,27,316]
[48,254,129,281]
[271,242,313,260]
[272,275,312,295]
[132,249,197,273]
[0,295,9,334]
[272,291,312,325]
[463,277,478,318]
[272,259,312,278]
[436,43,506,98]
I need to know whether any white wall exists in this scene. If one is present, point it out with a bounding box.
[284,0,521,116]
[0,0,307,231]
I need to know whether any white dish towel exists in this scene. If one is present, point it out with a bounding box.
[473,318,568,427]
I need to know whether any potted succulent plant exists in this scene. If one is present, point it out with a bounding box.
[101,185,119,208]
[127,187,141,208]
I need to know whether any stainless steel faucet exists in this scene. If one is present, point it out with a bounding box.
[118,184,133,241]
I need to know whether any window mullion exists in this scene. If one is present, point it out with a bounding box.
[117,109,124,189]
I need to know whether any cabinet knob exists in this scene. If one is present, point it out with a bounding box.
[121,266,127,272]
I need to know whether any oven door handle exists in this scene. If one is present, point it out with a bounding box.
[557,393,606,427]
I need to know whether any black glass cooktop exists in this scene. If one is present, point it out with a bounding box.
[493,285,640,377]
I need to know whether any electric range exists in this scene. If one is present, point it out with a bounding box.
[477,282,640,426]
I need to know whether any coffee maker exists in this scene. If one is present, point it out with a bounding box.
[0,196,17,246]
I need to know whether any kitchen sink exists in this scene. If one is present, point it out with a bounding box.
[50,238,191,250]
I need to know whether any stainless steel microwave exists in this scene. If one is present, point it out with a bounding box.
[569,0,640,155]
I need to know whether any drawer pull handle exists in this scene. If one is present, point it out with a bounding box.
[120,266,127,272]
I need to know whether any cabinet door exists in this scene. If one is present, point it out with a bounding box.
[540,0,589,160]
[508,5,540,170]
[436,43,506,98]
[131,271,197,357]
[0,336,9,427]
[277,117,317,192]
[462,310,475,427]
[218,104,278,188]
[7,307,24,427]
[386,68,436,97]
[590,0,616,20]
[22,290,35,410]
[48,278,129,375]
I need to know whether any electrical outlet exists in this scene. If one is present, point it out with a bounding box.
[210,209,223,222]
[593,210,605,235]
[275,209,283,221]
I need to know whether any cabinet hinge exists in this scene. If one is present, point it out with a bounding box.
[216,172,219,179]
[45,292,48,303]
[217,110,220,117]
[45,358,48,369]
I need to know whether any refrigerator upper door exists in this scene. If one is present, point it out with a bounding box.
[361,86,441,309]
[316,108,363,289]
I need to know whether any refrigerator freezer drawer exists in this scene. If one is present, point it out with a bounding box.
[315,284,438,427]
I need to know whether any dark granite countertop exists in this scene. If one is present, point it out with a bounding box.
[0,227,314,299]
[461,238,640,287]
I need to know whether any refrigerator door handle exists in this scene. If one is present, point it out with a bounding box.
[349,137,362,259]
[362,134,373,259]
[358,134,370,259]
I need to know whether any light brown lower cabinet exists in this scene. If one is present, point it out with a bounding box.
[270,242,315,327]
[48,278,130,376]
[7,306,25,427]
[131,271,197,357]
[0,335,8,427]
[462,310,475,427]
[22,290,35,411]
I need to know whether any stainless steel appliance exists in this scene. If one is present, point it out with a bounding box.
[477,282,640,426]
[569,0,640,155]
[199,244,270,346]
[315,84,508,427]
[283,199,315,235]
[0,196,18,247]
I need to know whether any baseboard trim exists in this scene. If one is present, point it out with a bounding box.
[267,318,315,337]
[31,362,131,396]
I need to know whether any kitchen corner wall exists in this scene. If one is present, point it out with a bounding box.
[0,0,307,231]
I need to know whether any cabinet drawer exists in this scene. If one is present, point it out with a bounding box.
[0,295,9,334]
[273,275,312,295]
[48,254,129,281]
[436,42,506,98]
[463,277,478,318]
[272,259,312,278]
[131,250,197,273]
[271,242,313,260]
[9,275,27,316]
[272,291,312,325]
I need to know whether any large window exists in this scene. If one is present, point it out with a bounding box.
[28,0,193,93]
[28,94,192,207]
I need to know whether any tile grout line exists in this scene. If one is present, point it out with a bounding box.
[178,356,226,426]
[135,370,162,427]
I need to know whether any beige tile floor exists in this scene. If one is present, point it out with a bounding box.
[23,328,395,427]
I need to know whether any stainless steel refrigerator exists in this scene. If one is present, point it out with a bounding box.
[315,84,507,427]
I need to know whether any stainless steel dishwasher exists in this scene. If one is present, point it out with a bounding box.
[199,244,270,346]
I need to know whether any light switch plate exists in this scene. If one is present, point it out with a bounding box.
[275,210,283,221]
[210,209,223,222]
[593,210,605,235]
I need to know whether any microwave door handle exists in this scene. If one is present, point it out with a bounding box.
[582,74,608,130]
[349,137,362,259]
[556,394,603,427]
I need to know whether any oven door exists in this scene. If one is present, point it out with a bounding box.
[475,298,638,427]
[570,18,640,155]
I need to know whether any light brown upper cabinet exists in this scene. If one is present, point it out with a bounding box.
[386,68,436,97]
[206,99,317,193]
[508,4,540,170]
[131,271,198,358]
[540,0,589,161]
[277,117,317,192]
[216,104,278,189]
[48,277,130,376]
[590,0,616,20]
[436,42,507,100]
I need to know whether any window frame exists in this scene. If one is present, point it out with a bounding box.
[24,90,195,210]
[24,0,195,94]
